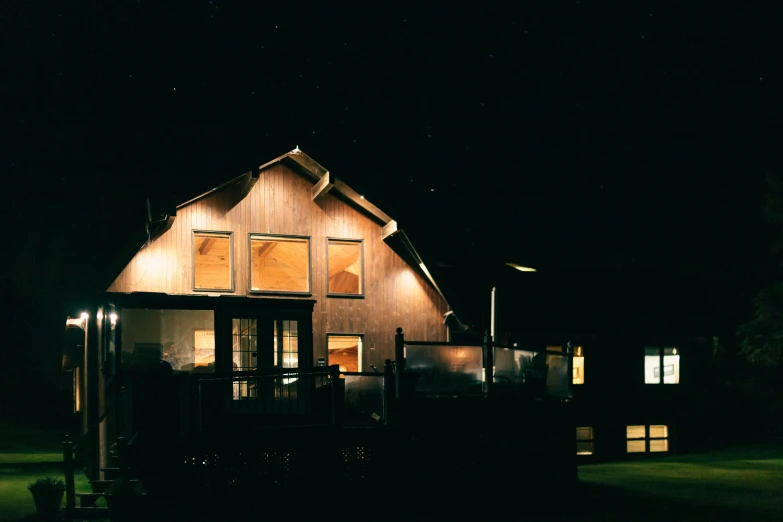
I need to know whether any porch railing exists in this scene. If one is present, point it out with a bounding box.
[193,365,388,430]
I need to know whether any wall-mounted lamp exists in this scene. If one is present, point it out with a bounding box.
[109,312,118,327]
[80,312,89,321]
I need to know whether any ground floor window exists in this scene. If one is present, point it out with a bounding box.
[627,424,669,453]
[121,309,215,372]
[327,334,363,373]
[576,427,594,455]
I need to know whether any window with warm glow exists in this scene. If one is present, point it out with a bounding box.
[573,345,585,384]
[121,309,215,372]
[627,424,669,453]
[327,334,363,373]
[249,235,310,293]
[193,231,233,291]
[327,239,363,295]
[645,346,680,384]
[576,427,594,455]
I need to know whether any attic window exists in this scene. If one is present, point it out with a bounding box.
[249,234,311,294]
[327,239,364,296]
[193,231,233,292]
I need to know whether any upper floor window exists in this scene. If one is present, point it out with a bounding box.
[644,346,680,384]
[193,231,233,292]
[327,238,364,296]
[576,427,594,455]
[249,234,311,294]
[573,345,585,384]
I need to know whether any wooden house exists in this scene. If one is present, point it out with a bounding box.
[60,150,576,518]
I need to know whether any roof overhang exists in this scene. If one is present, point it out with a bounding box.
[103,148,449,304]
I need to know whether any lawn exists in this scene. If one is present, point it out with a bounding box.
[576,445,783,522]
[0,423,91,522]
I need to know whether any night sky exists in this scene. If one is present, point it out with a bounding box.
[2,5,779,410]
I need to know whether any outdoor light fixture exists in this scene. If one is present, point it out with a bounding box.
[506,263,536,272]
[97,311,104,321]
[80,312,89,321]
[109,312,118,326]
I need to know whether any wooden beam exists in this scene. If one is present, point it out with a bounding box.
[333,180,393,225]
[311,171,334,200]
[198,237,217,255]
[381,220,398,240]
[149,212,176,242]
[255,241,278,259]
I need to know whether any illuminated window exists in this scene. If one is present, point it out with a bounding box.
[327,334,363,373]
[122,309,215,372]
[232,319,257,399]
[573,345,585,384]
[193,231,233,291]
[645,346,679,384]
[249,235,310,293]
[327,239,364,296]
[194,330,216,368]
[576,427,594,455]
[627,425,670,453]
[276,320,298,385]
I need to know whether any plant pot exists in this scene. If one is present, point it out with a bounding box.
[30,488,64,519]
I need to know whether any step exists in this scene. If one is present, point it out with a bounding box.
[76,492,104,508]
[72,506,110,520]
[90,479,139,492]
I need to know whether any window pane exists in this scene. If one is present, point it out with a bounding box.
[626,425,646,439]
[576,441,594,455]
[649,439,669,452]
[663,348,680,384]
[649,425,668,438]
[328,240,363,294]
[122,309,215,372]
[645,353,661,384]
[573,355,585,384]
[627,440,646,453]
[194,233,232,290]
[250,236,310,293]
[328,335,363,372]
[576,427,593,441]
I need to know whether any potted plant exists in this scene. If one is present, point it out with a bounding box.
[27,477,65,520]
[104,477,147,522]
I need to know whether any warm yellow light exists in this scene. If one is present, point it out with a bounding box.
[80,312,89,321]
[672,348,677,355]
[109,312,118,326]
[97,311,104,321]
[506,263,536,272]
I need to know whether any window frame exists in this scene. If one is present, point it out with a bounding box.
[192,230,235,293]
[326,332,365,373]
[576,426,595,455]
[326,237,365,298]
[626,424,670,453]
[247,233,312,296]
[644,346,680,384]
[573,345,585,385]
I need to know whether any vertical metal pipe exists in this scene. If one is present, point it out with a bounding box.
[490,287,497,340]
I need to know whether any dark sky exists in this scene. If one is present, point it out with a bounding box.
[3,4,779,324]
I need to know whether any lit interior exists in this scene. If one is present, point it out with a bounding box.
[626,424,670,453]
[576,427,594,455]
[122,309,215,372]
[194,329,216,367]
[573,346,584,384]
[328,240,362,294]
[193,233,232,290]
[328,335,363,373]
[645,347,680,384]
[250,236,309,293]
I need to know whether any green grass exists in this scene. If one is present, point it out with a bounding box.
[577,445,783,521]
[0,423,91,522]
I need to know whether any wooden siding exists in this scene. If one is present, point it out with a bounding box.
[108,163,448,366]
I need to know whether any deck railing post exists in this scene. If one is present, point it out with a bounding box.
[483,330,494,397]
[329,364,340,426]
[383,359,394,426]
[394,328,405,399]
[63,435,75,521]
